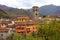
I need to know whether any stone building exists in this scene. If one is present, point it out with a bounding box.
[32,6,39,21]
[0,19,15,40]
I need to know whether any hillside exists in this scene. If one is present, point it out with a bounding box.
[0,4,60,18]
[39,4,60,15]
[0,5,31,17]
[0,9,10,18]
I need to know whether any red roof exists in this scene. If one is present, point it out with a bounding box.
[46,14,60,18]
[0,28,9,33]
[15,20,35,26]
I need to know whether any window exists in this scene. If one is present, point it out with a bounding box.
[31,24,33,26]
[33,31,34,32]
[17,32,24,34]
[21,24,24,26]
[33,27,34,29]
[27,24,30,26]
[26,28,30,33]
[21,27,24,29]
[18,32,21,33]
[36,9,38,11]
[36,13,38,16]
[21,32,24,34]
[22,19,23,21]
[17,27,21,29]
[17,27,24,30]
[1,34,3,36]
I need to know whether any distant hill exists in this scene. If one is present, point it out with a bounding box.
[0,4,31,17]
[0,4,60,18]
[39,4,60,15]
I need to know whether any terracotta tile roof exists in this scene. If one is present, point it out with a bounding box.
[46,14,60,18]
[11,16,30,21]
[0,20,11,24]
[7,24,15,28]
[0,28,9,33]
[15,20,35,26]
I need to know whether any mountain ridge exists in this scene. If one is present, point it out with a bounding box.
[39,4,60,15]
[0,4,60,17]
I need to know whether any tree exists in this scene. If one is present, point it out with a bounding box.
[37,19,60,40]
[13,33,26,40]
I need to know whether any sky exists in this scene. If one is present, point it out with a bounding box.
[0,0,60,9]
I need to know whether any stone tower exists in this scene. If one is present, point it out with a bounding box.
[32,6,39,21]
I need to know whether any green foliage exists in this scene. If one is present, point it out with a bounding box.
[37,19,60,40]
[0,9,11,18]
[13,33,26,40]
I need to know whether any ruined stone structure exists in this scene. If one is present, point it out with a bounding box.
[32,6,39,21]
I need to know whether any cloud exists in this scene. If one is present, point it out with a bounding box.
[47,0,60,5]
[0,0,60,9]
[0,0,19,7]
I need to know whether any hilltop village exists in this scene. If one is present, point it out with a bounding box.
[0,6,60,40]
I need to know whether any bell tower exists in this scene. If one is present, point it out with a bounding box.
[32,6,39,21]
